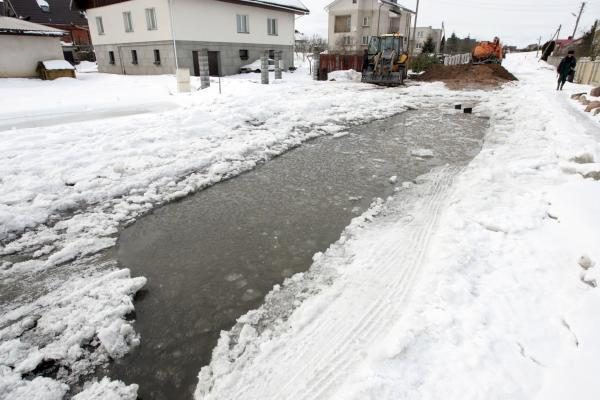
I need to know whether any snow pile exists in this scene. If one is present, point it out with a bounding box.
[76,61,99,73]
[42,60,75,71]
[73,377,138,400]
[327,69,362,82]
[194,53,600,399]
[0,265,145,398]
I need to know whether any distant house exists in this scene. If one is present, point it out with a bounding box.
[0,16,66,77]
[5,0,93,62]
[78,0,309,76]
[325,0,413,54]
[410,26,442,54]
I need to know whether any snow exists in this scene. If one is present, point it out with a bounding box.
[327,69,362,82]
[2,52,600,399]
[75,61,98,73]
[42,60,74,71]
[194,53,600,399]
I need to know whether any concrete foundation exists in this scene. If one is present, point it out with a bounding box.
[95,40,293,76]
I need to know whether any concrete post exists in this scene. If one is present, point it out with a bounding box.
[312,51,320,81]
[261,52,269,84]
[176,68,191,93]
[199,49,210,89]
[274,51,282,79]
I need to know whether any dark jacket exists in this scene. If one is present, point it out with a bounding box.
[557,55,576,78]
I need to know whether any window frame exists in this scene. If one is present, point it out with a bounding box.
[146,8,158,31]
[334,15,351,33]
[96,16,105,35]
[361,35,369,45]
[239,49,249,60]
[267,18,278,36]
[123,11,134,33]
[131,49,138,64]
[153,49,161,65]
[108,51,115,64]
[236,14,249,34]
[362,16,369,26]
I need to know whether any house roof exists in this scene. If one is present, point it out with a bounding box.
[0,16,66,36]
[235,0,309,14]
[7,0,88,27]
[76,0,308,14]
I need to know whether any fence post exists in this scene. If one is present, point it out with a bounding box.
[198,49,210,90]
[274,50,282,79]
[261,51,269,84]
[312,51,320,80]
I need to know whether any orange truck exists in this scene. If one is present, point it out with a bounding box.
[472,37,504,64]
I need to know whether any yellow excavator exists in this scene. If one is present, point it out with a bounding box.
[362,34,409,86]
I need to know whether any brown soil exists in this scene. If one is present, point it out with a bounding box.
[414,64,518,89]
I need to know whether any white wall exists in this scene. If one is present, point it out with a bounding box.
[86,0,173,45]
[171,0,294,45]
[0,35,64,77]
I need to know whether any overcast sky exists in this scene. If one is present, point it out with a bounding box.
[296,0,600,47]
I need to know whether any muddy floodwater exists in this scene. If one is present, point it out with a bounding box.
[104,108,488,399]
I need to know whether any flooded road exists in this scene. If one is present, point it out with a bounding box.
[105,107,488,399]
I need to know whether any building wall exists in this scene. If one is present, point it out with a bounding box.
[0,35,64,77]
[86,0,173,45]
[327,0,412,53]
[172,0,295,46]
[410,26,442,54]
[87,0,297,75]
[95,40,293,75]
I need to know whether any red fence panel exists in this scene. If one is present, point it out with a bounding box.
[318,54,363,80]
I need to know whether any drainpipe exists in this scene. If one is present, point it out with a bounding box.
[167,0,179,72]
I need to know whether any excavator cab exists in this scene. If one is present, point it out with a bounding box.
[362,34,408,86]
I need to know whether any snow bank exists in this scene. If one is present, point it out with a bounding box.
[0,263,145,398]
[327,69,362,82]
[194,53,600,399]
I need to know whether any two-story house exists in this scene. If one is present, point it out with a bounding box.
[411,26,442,54]
[79,0,309,75]
[326,0,413,54]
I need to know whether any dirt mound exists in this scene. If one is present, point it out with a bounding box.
[415,64,517,89]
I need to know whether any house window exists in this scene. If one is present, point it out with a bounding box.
[123,11,133,32]
[389,17,400,33]
[108,51,115,64]
[343,36,351,45]
[36,0,50,12]
[268,49,275,59]
[334,15,351,33]
[237,15,249,33]
[362,16,369,26]
[146,8,158,30]
[239,49,249,60]
[267,18,277,35]
[153,49,161,65]
[361,35,369,45]
[96,16,104,35]
[352,0,357,3]
[131,49,138,64]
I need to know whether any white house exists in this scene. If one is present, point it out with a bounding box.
[325,0,413,53]
[410,26,442,54]
[83,0,309,75]
[0,16,66,78]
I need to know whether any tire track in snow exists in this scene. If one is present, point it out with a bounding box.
[205,166,459,400]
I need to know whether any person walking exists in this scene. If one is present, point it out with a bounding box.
[556,50,577,91]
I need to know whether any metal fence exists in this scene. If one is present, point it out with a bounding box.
[444,53,471,65]
[574,57,600,86]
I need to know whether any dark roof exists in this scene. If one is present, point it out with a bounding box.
[8,0,88,27]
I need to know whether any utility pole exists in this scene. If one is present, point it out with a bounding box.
[410,0,420,55]
[572,2,586,38]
